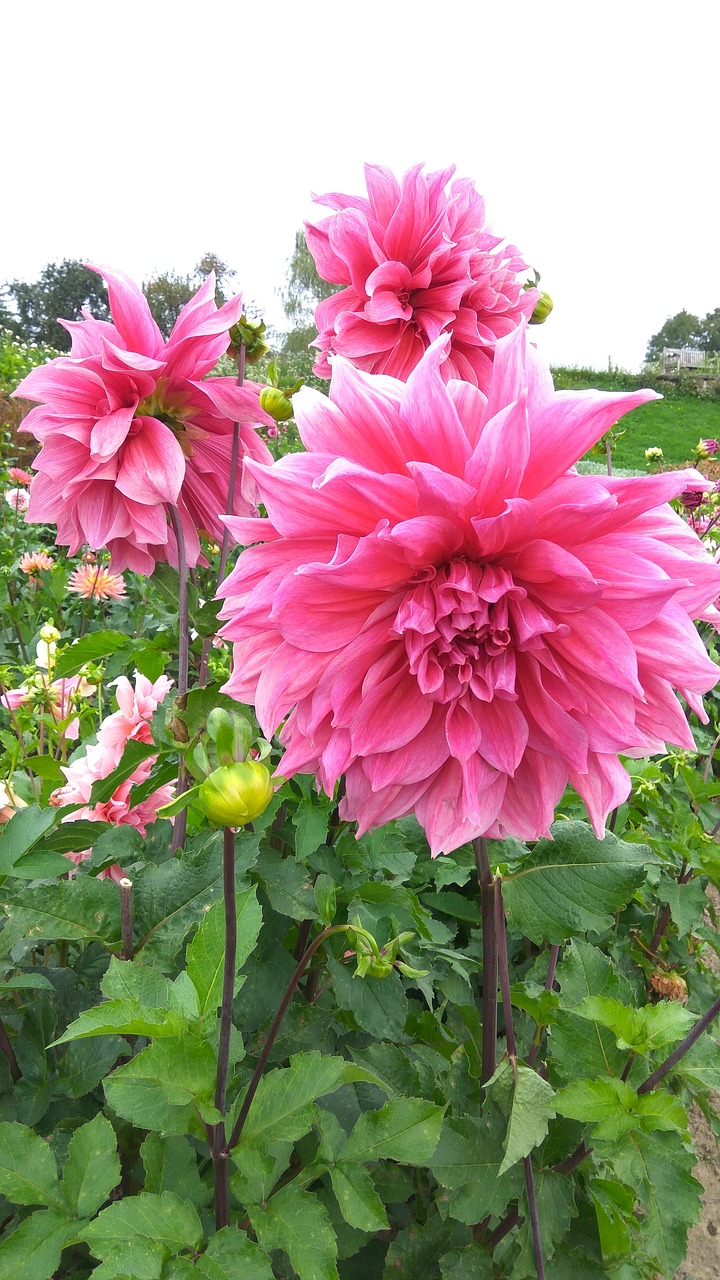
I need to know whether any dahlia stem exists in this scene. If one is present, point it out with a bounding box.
[119,877,134,961]
[637,993,720,1094]
[212,825,237,1230]
[495,878,545,1280]
[0,1013,20,1083]
[168,506,190,855]
[527,944,560,1070]
[472,837,498,1090]
[198,344,246,689]
[223,924,347,1156]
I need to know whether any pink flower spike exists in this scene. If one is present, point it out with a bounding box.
[15,266,275,574]
[306,162,539,389]
[217,328,720,855]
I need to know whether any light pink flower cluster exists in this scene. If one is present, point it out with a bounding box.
[306,163,538,388]
[218,328,720,855]
[54,672,174,878]
[15,267,275,574]
[5,488,30,514]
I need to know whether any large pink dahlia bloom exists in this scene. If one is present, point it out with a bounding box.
[306,163,538,388]
[218,329,720,855]
[15,267,274,574]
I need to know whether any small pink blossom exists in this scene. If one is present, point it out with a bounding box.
[218,327,720,855]
[5,488,30,513]
[16,267,275,574]
[306,163,538,388]
[68,564,126,600]
[7,467,33,485]
[2,674,93,740]
[19,551,55,576]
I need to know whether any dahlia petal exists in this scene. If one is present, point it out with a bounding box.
[115,418,185,505]
[90,403,137,460]
[87,264,163,357]
[523,388,662,496]
[401,337,471,476]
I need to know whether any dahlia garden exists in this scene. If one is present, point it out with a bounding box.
[1,164,720,1279]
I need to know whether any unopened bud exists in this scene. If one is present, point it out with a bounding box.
[260,386,294,422]
[198,761,273,826]
[529,291,553,325]
[206,708,254,765]
[39,623,60,643]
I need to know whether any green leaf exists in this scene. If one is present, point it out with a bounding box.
[429,1115,523,1223]
[292,797,332,859]
[548,941,631,1082]
[340,1097,444,1165]
[52,999,186,1044]
[89,1238,167,1280]
[675,1035,720,1089]
[104,1037,218,1135]
[27,818,114,858]
[133,831,260,966]
[0,806,59,873]
[140,1133,210,1208]
[54,629,131,679]
[573,995,697,1056]
[195,1227,274,1280]
[1,879,121,946]
[249,1184,338,1280]
[502,821,653,943]
[384,1217,467,1280]
[61,1112,121,1218]
[489,1063,556,1174]
[253,847,319,920]
[0,1208,76,1280]
[0,1121,64,1209]
[440,1244,494,1280]
[328,1162,389,1232]
[81,1190,203,1259]
[655,876,708,938]
[56,1035,129,1099]
[89,741,158,807]
[101,956,178,1007]
[233,1052,345,1150]
[326,953,408,1040]
[187,887,262,1020]
[588,1176,636,1266]
[555,1078,638,1142]
[608,1129,702,1276]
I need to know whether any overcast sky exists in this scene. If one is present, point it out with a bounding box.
[3,0,717,373]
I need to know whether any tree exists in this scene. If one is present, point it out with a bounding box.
[280,230,341,355]
[644,310,704,364]
[6,260,109,351]
[143,252,237,338]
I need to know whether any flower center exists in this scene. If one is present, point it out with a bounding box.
[135,384,195,457]
[393,560,524,704]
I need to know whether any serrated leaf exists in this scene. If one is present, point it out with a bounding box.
[440,1244,494,1280]
[329,1162,389,1232]
[0,806,59,873]
[326,953,408,1039]
[56,1035,129,1099]
[195,1227,275,1280]
[61,1112,121,1217]
[140,1133,210,1207]
[555,1077,638,1142]
[548,941,630,1082]
[0,1208,76,1280]
[608,1129,702,1276]
[81,1190,203,1259]
[101,956,177,1007]
[28,818,115,858]
[52,999,186,1045]
[89,741,158,806]
[0,1122,64,1209]
[502,821,653,943]
[429,1115,523,1222]
[187,887,262,1020]
[253,847,318,920]
[384,1217,466,1279]
[104,1037,218,1135]
[589,1177,636,1266]
[54,629,131,679]
[249,1184,338,1280]
[89,1237,167,1280]
[292,798,332,859]
[492,1064,556,1174]
[675,1035,720,1088]
[340,1097,444,1165]
[1,878,121,946]
[232,1052,345,1150]
[573,995,697,1056]
[655,876,709,938]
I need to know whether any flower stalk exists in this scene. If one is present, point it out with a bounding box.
[212,825,238,1230]
[169,505,190,855]
[473,837,498,1090]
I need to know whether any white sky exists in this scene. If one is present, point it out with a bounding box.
[3,0,717,373]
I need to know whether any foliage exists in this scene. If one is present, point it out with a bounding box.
[0,329,59,399]
[4,261,109,352]
[144,252,237,338]
[279,229,340,355]
[645,307,720,363]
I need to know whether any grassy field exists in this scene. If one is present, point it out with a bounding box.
[552,367,720,472]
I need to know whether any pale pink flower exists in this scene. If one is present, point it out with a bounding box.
[67,564,126,600]
[306,163,538,388]
[2,674,93,740]
[7,467,33,485]
[5,488,30,513]
[19,551,55,576]
[218,328,720,855]
[55,672,174,869]
[15,267,275,575]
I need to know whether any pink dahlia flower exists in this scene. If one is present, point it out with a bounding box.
[217,328,720,855]
[19,550,55,576]
[306,163,538,388]
[7,467,33,485]
[5,488,30,513]
[15,267,274,574]
[2,674,93,740]
[68,564,126,600]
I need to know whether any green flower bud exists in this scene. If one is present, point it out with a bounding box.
[228,316,269,365]
[198,761,273,826]
[528,291,553,325]
[260,386,294,422]
[313,874,338,925]
[206,708,253,764]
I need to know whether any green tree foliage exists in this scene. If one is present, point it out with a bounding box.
[5,261,109,352]
[645,308,720,363]
[280,229,341,356]
[144,252,236,338]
